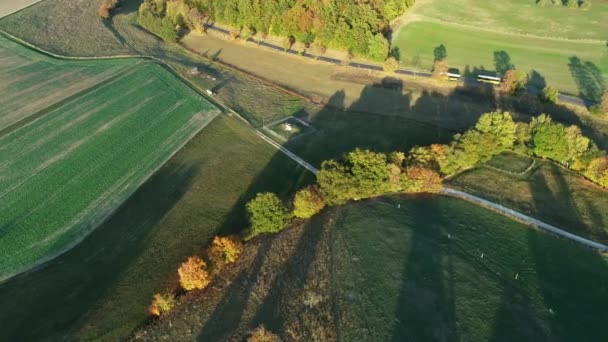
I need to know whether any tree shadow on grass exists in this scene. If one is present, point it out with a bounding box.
[568,56,606,103]
[0,115,314,341]
[0,161,201,341]
[526,160,608,340]
[391,198,458,341]
[195,239,274,341]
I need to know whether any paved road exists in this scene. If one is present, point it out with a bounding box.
[205,25,589,108]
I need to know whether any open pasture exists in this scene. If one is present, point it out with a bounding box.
[0,35,139,132]
[0,60,219,280]
[411,0,608,40]
[393,21,608,96]
[331,195,608,341]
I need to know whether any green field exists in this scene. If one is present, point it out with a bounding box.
[0,35,139,131]
[331,195,608,341]
[393,21,608,97]
[447,160,608,244]
[412,0,608,40]
[132,194,608,340]
[485,152,534,174]
[0,41,220,279]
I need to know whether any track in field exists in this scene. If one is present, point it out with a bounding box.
[0,55,220,280]
[0,35,139,132]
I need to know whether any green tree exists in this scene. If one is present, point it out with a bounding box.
[347,149,390,198]
[474,112,517,151]
[317,159,355,205]
[540,86,559,103]
[293,186,326,218]
[246,192,289,239]
[433,44,447,61]
[367,34,389,62]
[532,122,569,162]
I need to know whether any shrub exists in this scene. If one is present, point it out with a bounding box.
[432,60,448,79]
[246,193,289,239]
[540,86,559,103]
[293,186,326,218]
[208,235,243,267]
[138,2,178,42]
[405,167,442,193]
[99,0,119,19]
[383,57,400,73]
[178,256,211,291]
[585,156,608,188]
[148,293,175,316]
[247,325,281,342]
[500,70,527,95]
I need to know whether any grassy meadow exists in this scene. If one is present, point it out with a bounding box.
[412,0,608,40]
[331,195,608,341]
[447,157,608,244]
[393,21,608,96]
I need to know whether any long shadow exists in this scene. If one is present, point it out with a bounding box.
[493,50,514,74]
[0,161,200,340]
[525,158,608,340]
[568,56,606,103]
[102,17,128,47]
[196,239,273,341]
[0,114,314,340]
[391,199,458,341]
[249,213,327,333]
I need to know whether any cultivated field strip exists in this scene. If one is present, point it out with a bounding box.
[0,35,139,131]
[0,63,219,280]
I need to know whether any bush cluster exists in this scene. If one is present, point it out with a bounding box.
[148,293,175,317]
[148,233,243,317]
[98,0,119,19]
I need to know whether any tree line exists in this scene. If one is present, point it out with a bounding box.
[133,0,414,61]
[245,111,608,242]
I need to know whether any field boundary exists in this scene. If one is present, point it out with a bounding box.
[0,32,224,283]
[441,188,608,252]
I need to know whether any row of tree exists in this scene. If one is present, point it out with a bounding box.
[245,111,608,242]
[136,0,414,61]
[148,235,243,316]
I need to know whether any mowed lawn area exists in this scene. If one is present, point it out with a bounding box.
[0,44,220,280]
[447,156,608,244]
[411,0,608,40]
[0,35,139,131]
[331,196,608,341]
[393,21,608,96]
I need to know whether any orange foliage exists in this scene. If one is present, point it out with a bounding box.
[208,236,243,271]
[178,256,211,291]
[148,303,161,317]
[406,167,443,193]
